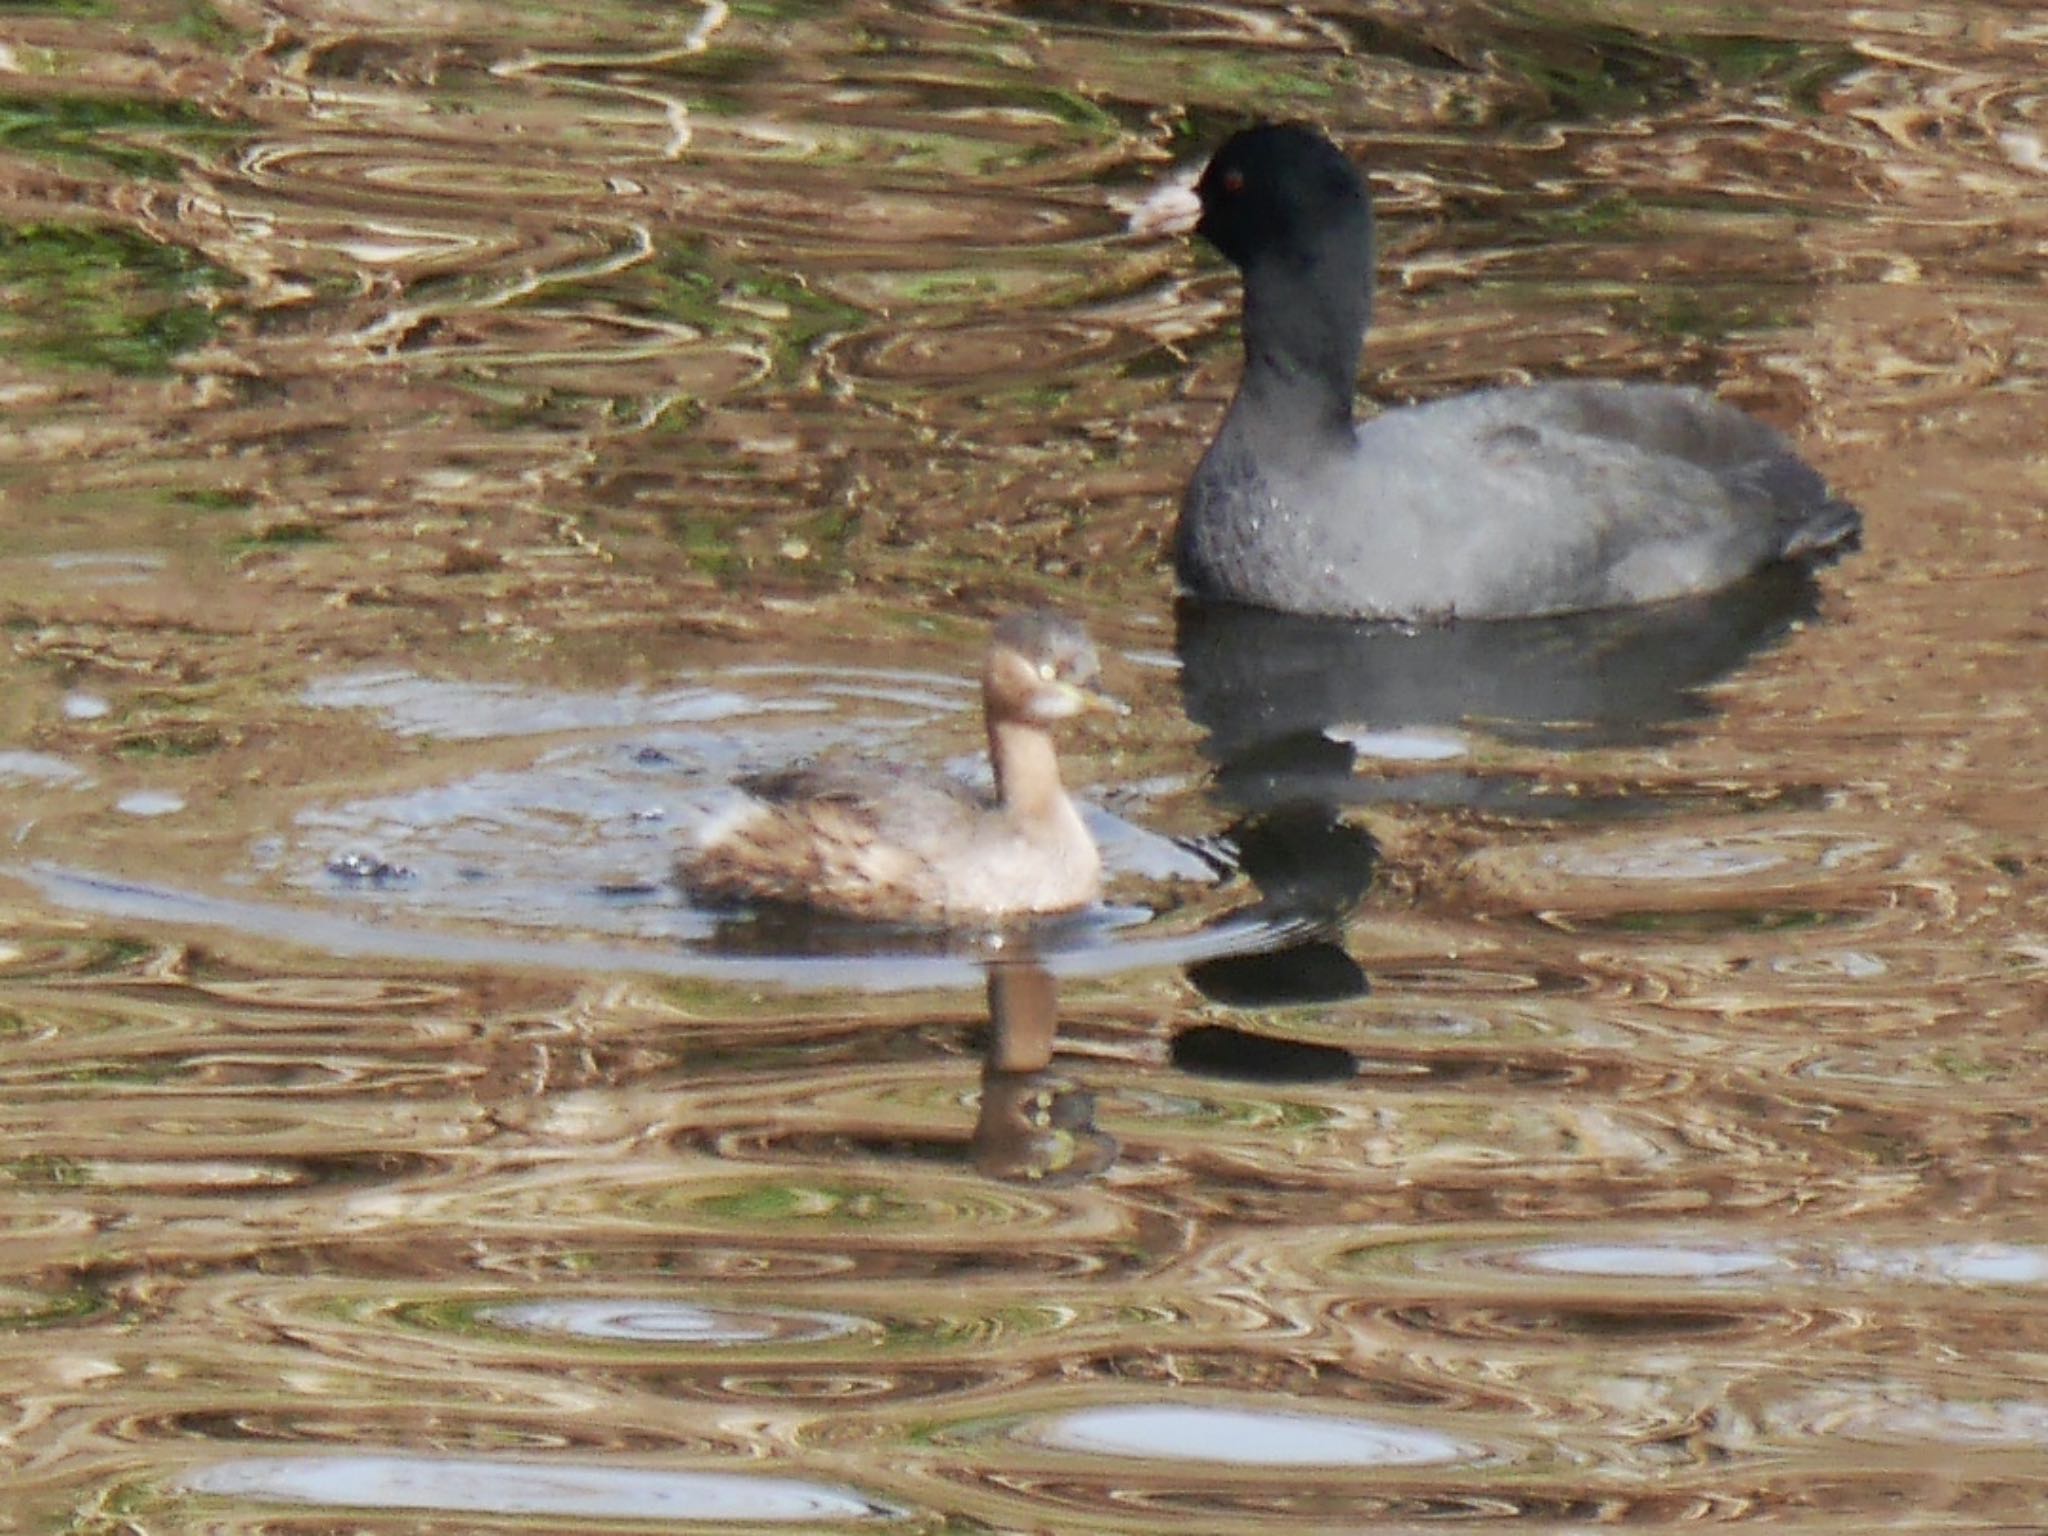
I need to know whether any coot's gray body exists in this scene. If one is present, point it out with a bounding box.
[1171,124,1860,621]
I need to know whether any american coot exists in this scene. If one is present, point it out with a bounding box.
[1146,123,1861,621]
[675,612,1119,923]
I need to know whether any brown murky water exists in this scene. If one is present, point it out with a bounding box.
[1,0,2044,1528]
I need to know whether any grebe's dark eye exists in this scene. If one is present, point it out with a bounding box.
[1221,168,1246,194]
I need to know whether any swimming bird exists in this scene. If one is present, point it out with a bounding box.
[675,612,1120,924]
[1144,122,1861,621]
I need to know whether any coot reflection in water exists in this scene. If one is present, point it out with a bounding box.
[1177,562,1824,818]
[1182,806,1375,1009]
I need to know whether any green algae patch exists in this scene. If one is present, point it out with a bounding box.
[1084,44,1349,113]
[688,1179,1007,1229]
[1621,285,1797,344]
[1483,9,1863,123]
[0,90,245,179]
[171,486,257,513]
[110,723,228,760]
[534,238,866,386]
[0,0,238,43]
[0,1277,108,1330]
[1668,31,1861,110]
[0,221,236,375]
[726,0,848,22]
[640,240,868,379]
[3,1153,93,1189]
[1528,192,1645,238]
[228,519,332,553]
[1596,906,1834,935]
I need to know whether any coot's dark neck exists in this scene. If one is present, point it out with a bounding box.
[1234,223,1372,434]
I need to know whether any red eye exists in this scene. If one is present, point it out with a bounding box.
[1221,168,1245,194]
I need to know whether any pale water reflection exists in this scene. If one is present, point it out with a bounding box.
[182,1455,901,1520]
[0,0,2043,1530]
[481,1296,867,1344]
[1031,1403,1483,1467]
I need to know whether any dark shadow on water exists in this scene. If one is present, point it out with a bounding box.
[1177,562,1824,817]
[1184,807,1374,1008]
[1217,806,1379,922]
[1187,939,1367,1009]
[1171,1023,1360,1084]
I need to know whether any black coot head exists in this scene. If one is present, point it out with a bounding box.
[1194,123,1371,270]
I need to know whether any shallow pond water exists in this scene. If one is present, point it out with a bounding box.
[0,0,2043,1530]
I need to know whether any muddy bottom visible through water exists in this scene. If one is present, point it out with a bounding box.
[0,0,2043,1530]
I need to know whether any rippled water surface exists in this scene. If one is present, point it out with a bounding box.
[1,0,2043,1529]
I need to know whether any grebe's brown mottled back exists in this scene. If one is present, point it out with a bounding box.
[676,612,1120,924]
